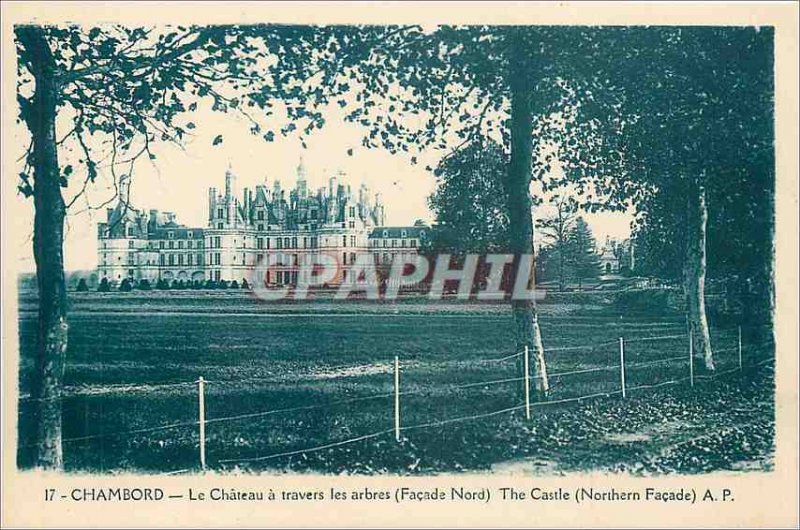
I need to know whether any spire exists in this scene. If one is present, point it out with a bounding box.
[297,157,308,199]
[296,156,306,181]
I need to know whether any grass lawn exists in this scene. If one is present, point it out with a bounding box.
[15,290,775,475]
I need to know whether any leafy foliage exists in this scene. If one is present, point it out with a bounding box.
[344,26,634,211]
[15,24,384,206]
[427,140,510,253]
[568,217,601,289]
[618,28,774,298]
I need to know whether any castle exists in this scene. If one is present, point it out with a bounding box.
[97,160,427,286]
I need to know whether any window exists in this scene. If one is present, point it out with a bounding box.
[342,252,347,265]
[258,223,264,231]
[411,240,416,248]
[266,238,270,249]
[178,241,184,249]
[168,255,175,266]
[159,255,165,266]
[168,241,174,249]
[382,230,388,237]
[128,240,134,248]
[351,253,356,265]
[178,254,184,266]
[401,230,407,238]
[382,240,387,248]
[257,254,264,264]
[350,235,356,247]
[401,239,406,248]
[303,237,307,249]
[277,238,283,250]
[188,231,193,238]
[188,254,193,266]
[168,231,174,239]
[159,241,165,249]
[214,253,221,265]
[392,240,397,248]
[214,236,221,248]
[217,223,224,229]
[257,238,264,249]
[349,206,356,218]
[257,210,265,221]
[291,237,297,249]
[342,235,347,247]
[214,270,221,281]
[284,237,290,248]
[349,221,355,229]
[217,208,224,218]
[383,253,389,264]
[127,226,134,237]
[197,253,203,265]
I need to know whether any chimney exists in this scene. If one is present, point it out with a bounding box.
[208,188,217,222]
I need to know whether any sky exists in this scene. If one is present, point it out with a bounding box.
[12,101,633,273]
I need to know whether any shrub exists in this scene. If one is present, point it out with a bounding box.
[219,280,229,289]
[138,279,152,290]
[230,280,239,289]
[76,278,89,292]
[119,278,133,292]
[98,278,110,292]
[204,279,217,289]
[241,278,250,289]
[156,279,169,290]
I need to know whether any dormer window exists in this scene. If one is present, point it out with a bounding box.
[168,231,174,239]
[401,230,407,238]
[188,231,193,238]
[382,230,388,238]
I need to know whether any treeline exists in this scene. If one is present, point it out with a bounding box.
[79,277,251,292]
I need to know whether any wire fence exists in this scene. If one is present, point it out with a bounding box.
[16,322,775,472]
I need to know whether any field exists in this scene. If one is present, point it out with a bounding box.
[16,290,775,475]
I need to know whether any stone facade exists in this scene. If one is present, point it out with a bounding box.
[97,161,425,285]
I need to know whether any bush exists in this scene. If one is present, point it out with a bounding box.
[241,278,250,289]
[156,279,169,290]
[76,278,89,292]
[119,278,133,292]
[98,278,110,292]
[204,279,217,289]
[230,280,239,289]
[138,279,152,290]
[219,280,229,289]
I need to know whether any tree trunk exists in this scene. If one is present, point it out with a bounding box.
[18,26,68,470]
[685,179,714,372]
[504,29,549,401]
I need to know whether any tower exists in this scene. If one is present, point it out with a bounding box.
[296,156,308,199]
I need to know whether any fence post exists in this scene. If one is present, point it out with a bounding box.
[394,356,400,442]
[523,345,531,420]
[198,376,206,471]
[688,328,694,388]
[738,325,743,371]
[619,338,626,398]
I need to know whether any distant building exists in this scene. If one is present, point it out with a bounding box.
[97,160,425,285]
[598,237,635,276]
